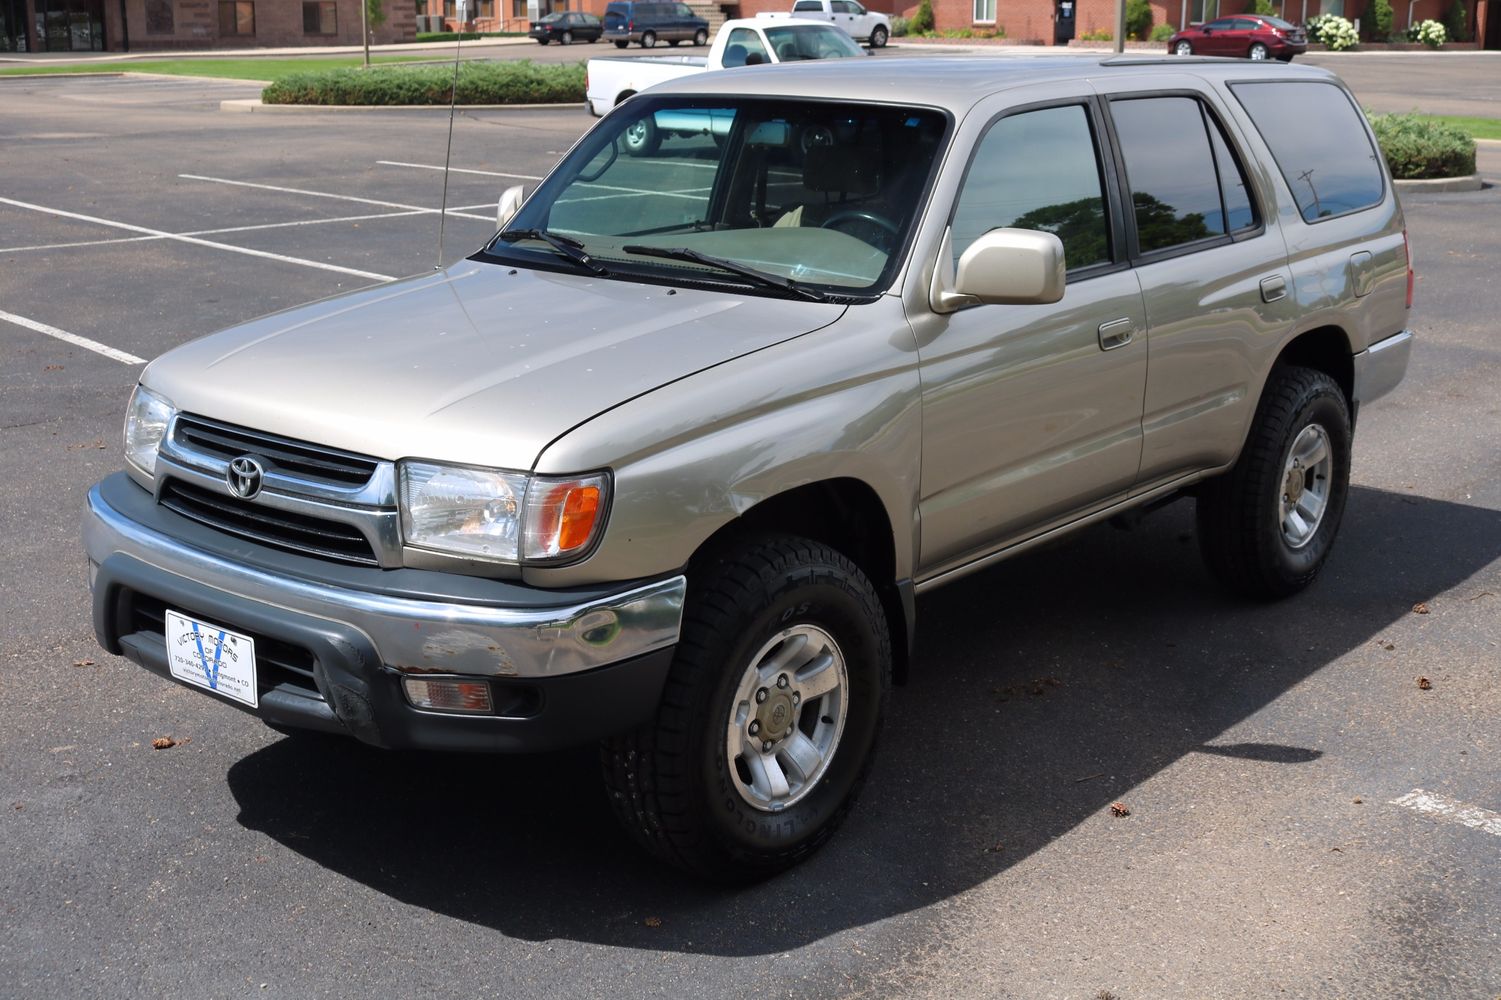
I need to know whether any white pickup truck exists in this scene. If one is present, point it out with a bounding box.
[585,16,865,120]
[759,0,891,47]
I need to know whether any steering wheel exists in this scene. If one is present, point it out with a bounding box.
[819,209,900,252]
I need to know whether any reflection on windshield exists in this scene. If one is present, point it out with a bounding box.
[763,25,865,59]
[491,98,947,295]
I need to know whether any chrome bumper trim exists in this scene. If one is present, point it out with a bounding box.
[1352,329,1413,405]
[85,484,685,679]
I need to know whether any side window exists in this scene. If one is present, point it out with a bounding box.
[1207,113,1255,232]
[675,3,693,16]
[831,1,853,11]
[952,104,1112,271]
[1110,96,1228,254]
[1232,81,1384,223]
[793,0,821,9]
[724,26,768,65]
[1204,17,1233,29]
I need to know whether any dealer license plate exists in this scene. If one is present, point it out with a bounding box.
[164,610,259,709]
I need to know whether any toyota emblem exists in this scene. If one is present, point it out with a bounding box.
[227,455,265,499]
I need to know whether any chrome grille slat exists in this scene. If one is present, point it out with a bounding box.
[174,415,378,487]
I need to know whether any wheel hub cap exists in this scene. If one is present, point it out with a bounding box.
[725,625,849,812]
[1279,423,1333,549]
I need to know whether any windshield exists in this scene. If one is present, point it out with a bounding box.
[485,97,948,297]
[764,24,865,59]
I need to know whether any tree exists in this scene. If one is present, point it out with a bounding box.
[1125,0,1153,39]
[1369,0,1394,40]
[909,0,934,33]
[366,0,386,30]
[1442,0,1468,41]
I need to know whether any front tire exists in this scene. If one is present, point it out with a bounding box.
[561,29,573,44]
[602,536,891,882]
[869,24,888,47]
[1249,41,1270,59]
[1197,366,1352,599]
[1174,40,1193,54]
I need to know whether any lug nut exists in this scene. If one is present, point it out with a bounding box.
[761,741,773,753]
[755,688,768,704]
[748,720,761,735]
[792,692,800,705]
[777,674,789,689]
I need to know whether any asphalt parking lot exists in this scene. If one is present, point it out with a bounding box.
[1,70,1499,999]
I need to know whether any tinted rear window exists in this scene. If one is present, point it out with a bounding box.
[1232,81,1384,223]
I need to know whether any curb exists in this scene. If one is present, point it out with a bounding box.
[222,97,586,112]
[1392,174,1484,192]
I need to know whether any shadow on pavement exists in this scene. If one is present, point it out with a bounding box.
[226,485,1501,954]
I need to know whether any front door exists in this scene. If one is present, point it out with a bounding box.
[36,0,104,49]
[917,95,1148,579]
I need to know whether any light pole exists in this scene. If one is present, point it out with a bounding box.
[361,0,370,68]
[1115,0,1126,51]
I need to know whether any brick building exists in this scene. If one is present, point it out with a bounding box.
[0,0,414,51]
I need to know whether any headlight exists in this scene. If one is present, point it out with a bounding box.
[123,384,175,478]
[399,461,609,565]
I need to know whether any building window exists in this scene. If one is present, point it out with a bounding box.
[973,0,995,21]
[218,0,254,34]
[512,0,524,15]
[477,0,493,16]
[145,0,174,34]
[302,0,335,32]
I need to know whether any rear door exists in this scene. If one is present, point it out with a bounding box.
[1100,83,1297,486]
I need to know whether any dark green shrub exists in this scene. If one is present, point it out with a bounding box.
[1367,111,1475,179]
[1368,0,1394,40]
[1251,0,1274,15]
[262,60,586,106]
[1126,0,1152,39]
[909,0,934,34]
[415,31,483,41]
[1442,0,1468,41]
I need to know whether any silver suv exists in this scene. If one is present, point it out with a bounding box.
[84,57,1413,881]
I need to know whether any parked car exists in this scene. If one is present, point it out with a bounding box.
[586,17,864,131]
[758,0,890,47]
[86,56,1412,882]
[1168,14,1307,60]
[529,11,603,44]
[602,0,709,48]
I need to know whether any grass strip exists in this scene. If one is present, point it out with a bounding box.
[260,59,584,105]
[0,56,423,81]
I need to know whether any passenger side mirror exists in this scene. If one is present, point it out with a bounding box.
[497,184,526,229]
[930,227,1067,313]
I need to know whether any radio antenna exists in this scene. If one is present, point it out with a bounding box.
[435,13,464,270]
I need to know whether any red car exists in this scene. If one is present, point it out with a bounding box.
[1168,14,1308,60]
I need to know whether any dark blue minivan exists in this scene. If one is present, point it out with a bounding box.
[602,1,709,47]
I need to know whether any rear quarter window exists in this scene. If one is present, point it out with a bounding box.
[1231,80,1385,223]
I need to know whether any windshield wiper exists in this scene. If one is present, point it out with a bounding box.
[621,244,827,302]
[496,228,608,276]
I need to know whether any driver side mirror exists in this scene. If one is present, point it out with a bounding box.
[930,227,1067,313]
[497,184,526,229]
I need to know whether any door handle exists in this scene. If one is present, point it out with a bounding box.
[1260,275,1287,303]
[1097,317,1134,351]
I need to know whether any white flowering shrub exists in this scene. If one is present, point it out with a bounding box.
[1308,13,1358,49]
[1415,18,1446,46]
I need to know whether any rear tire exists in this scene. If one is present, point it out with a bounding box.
[614,39,628,48]
[693,27,708,45]
[641,30,657,47]
[1249,41,1270,59]
[1197,366,1352,599]
[561,29,573,44]
[602,536,891,882]
[536,37,549,44]
[621,112,661,157]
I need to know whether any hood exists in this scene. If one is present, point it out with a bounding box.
[143,263,846,470]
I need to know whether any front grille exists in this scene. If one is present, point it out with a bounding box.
[174,414,379,488]
[129,593,322,699]
[160,479,380,566]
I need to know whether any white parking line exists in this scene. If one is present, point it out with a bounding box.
[376,160,543,181]
[1390,789,1501,837]
[0,195,396,282]
[0,235,159,254]
[0,308,145,365]
[178,174,496,222]
[0,209,431,256]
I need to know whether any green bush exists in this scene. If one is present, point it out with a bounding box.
[1368,111,1475,179]
[1368,0,1394,39]
[1078,27,1113,40]
[890,14,908,36]
[262,59,585,106]
[909,0,934,34]
[1149,22,1175,40]
[1125,0,1152,39]
[1442,0,1468,40]
[415,31,482,41]
[1251,0,1274,14]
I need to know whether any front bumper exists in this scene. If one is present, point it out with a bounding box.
[84,473,684,751]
